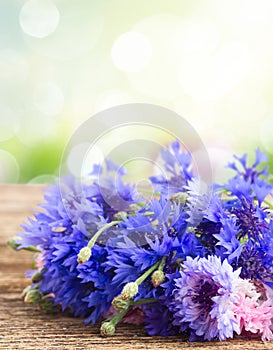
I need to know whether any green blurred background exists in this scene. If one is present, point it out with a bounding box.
[1,0,273,183]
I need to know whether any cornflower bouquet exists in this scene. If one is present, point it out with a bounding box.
[9,141,273,342]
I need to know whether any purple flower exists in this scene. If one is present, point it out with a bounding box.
[172,256,241,341]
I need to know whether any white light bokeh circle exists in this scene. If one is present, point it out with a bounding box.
[20,0,103,60]
[19,0,60,38]
[33,81,64,117]
[177,43,253,101]
[0,150,20,183]
[111,31,152,72]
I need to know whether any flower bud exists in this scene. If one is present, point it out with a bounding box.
[112,296,130,311]
[39,296,55,313]
[77,246,91,264]
[113,211,127,221]
[151,270,165,287]
[170,192,188,205]
[121,282,138,300]
[32,271,43,283]
[21,285,31,299]
[100,321,115,336]
[7,237,20,250]
[24,289,42,304]
[129,203,142,212]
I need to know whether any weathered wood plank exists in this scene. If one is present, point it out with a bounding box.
[0,185,272,349]
[0,184,45,243]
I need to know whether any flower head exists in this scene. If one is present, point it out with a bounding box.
[14,170,135,325]
[172,255,241,341]
[100,321,115,336]
[150,140,194,195]
[121,282,138,300]
[232,281,273,341]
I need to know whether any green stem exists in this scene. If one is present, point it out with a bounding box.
[87,221,120,249]
[158,256,166,271]
[108,298,157,326]
[106,307,129,326]
[132,298,157,306]
[142,211,155,217]
[22,246,41,253]
[8,239,41,253]
[129,211,155,217]
[135,261,160,285]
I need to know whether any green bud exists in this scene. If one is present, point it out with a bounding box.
[39,295,55,313]
[7,237,20,250]
[21,285,32,299]
[77,247,91,264]
[170,192,188,205]
[121,282,138,300]
[113,211,128,221]
[112,296,130,311]
[32,271,43,283]
[151,270,165,287]
[129,203,142,212]
[39,300,54,313]
[100,321,115,336]
[24,289,42,304]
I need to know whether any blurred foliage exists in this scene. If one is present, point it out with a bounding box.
[0,137,63,183]
[1,0,273,183]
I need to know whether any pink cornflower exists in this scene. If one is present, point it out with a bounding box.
[233,281,273,341]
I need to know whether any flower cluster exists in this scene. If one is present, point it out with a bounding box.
[9,141,273,342]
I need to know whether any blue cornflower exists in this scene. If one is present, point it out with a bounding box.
[105,194,204,301]
[150,140,194,195]
[200,149,273,280]
[213,216,242,262]
[15,166,137,324]
[144,302,179,336]
[171,255,241,341]
[226,149,272,204]
[231,213,273,283]
[204,193,273,282]
[184,178,211,226]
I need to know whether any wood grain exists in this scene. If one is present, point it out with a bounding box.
[0,184,272,349]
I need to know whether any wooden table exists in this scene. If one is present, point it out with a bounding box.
[0,185,272,349]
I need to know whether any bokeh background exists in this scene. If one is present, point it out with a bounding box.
[1,0,273,184]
